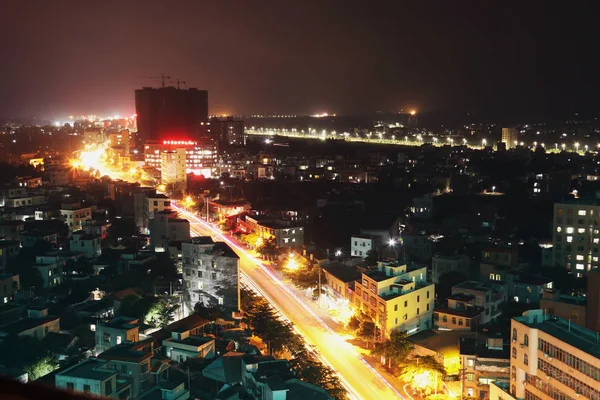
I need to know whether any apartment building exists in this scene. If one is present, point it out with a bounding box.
[142,194,171,233]
[60,201,92,231]
[161,148,187,193]
[552,200,600,276]
[431,254,470,284]
[70,232,101,258]
[95,316,141,354]
[451,281,504,325]
[149,210,190,253]
[459,336,510,400]
[244,215,304,249]
[182,237,240,317]
[351,260,434,339]
[350,235,380,258]
[55,359,131,399]
[505,310,600,400]
[434,293,483,331]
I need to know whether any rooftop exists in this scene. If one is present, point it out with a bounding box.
[322,262,361,283]
[98,344,152,363]
[447,293,476,302]
[57,359,116,381]
[100,316,140,330]
[453,280,494,292]
[190,236,215,245]
[514,310,600,359]
[459,336,511,359]
[435,306,482,318]
[0,315,59,336]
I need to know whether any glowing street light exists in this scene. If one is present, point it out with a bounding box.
[561,143,566,150]
[410,110,416,116]
[575,142,580,152]
[585,145,589,152]
[463,138,467,145]
[482,139,487,147]
[335,249,342,257]
[387,238,397,247]
[285,253,300,271]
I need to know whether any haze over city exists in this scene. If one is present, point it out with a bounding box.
[2,1,598,120]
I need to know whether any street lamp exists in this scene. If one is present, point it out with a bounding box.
[335,249,342,257]
[561,143,566,150]
[482,139,487,147]
[492,185,496,193]
[387,238,397,247]
[575,142,580,152]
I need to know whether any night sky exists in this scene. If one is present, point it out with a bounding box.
[1,1,597,120]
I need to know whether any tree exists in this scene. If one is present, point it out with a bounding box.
[74,257,94,275]
[104,218,141,249]
[256,237,277,261]
[293,358,348,400]
[25,354,59,380]
[365,249,378,266]
[371,331,413,368]
[357,319,376,348]
[399,355,446,395]
[145,297,180,328]
[284,266,322,290]
[347,315,362,332]
[194,299,223,321]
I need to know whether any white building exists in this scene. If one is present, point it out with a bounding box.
[503,309,600,400]
[350,235,380,258]
[552,201,600,276]
[60,201,92,231]
[182,237,240,317]
[55,359,130,399]
[161,148,187,193]
[70,232,101,258]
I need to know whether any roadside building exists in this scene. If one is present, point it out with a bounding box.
[459,335,510,399]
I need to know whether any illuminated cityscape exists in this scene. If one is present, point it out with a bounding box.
[1,2,600,400]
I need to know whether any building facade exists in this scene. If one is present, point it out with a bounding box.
[144,139,218,177]
[160,148,187,193]
[182,237,240,317]
[552,201,600,276]
[60,202,92,231]
[350,261,434,339]
[501,127,519,150]
[350,235,380,258]
[459,336,510,400]
[431,254,470,284]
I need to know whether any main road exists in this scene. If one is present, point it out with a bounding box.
[172,203,403,400]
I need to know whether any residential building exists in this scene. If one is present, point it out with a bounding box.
[481,265,552,305]
[21,231,58,247]
[459,336,510,399]
[70,232,101,258]
[207,199,251,222]
[96,344,156,398]
[552,200,600,276]
[410,194,433,219]
[482,246,519,268]
[0,307,59,339]
[61,201,92,231]
[451,281,504,325]
[55,358,131,399]
[351,260,434,339]
[0,273,19,303]
[82,220,111,240]
[0,240,20,272]
[322,262,361,301]
[11,176,43,188]
[182,237,240,317]
[162,329,215,363]
[203,352,332,400]
[143,194,171,232]
[501,127,518,150]
[95,316,141,354]
[35,254,64,288]
[161,148,187,193]
[149,210,190,252]
[1,193,45,208]
[431,254,470,284]
[510,309,600,400]
[0,186,27,207]
[350,235,380,258]
[402,233,433,263]
[244,215,304,249]
[0,220,25,240]
[135,86,208,144]
[540,289,587,328]
[133,187,158,229]
[210,116,245,147]
[434,293,483,331]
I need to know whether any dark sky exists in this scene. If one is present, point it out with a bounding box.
[1,1,597,120]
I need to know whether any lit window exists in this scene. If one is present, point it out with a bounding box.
[576,255,584,261]
[495,274,501,280]
[578,210,587,216]
[567,236,573,243]
[467,359,474,367]
[576,263,585,270]
[578,228,585,233]
[556,227,562,233]
[593,256,598,262]
[566,227,574,234]
[489,273,495,280]
[594,238,599,244]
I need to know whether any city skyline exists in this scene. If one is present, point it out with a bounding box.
[2,1,598,120]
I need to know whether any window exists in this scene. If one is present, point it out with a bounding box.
[467,373,474,381]
[512,328,517,341]
[417,295,420,302]
[218,297,224,305]
[466,319,471,327]
[495,274,501,280]
[467,358,474,367]
[198,282,203,290]
[512,347,517,359]
[416,308,420,315]
[404,300,408,307]
[442,315,447,322]
[116,336,122,345]
[578,210,587,216]
[566,227,574,233]
[105,380,112,395]
[578,228,586,233]
[66,382,74,391]
[394,317,398,325]
[524,334,529,346]
[211,272,217,280]
[141,363,149,373]
[83,384,91,394]
[458,319,463,326]
[394,304,398,311]
[524,354,528,365]
[426,291,430,299]
[426,304,430,311]
[576,255,584,261]
[451,317,456,324]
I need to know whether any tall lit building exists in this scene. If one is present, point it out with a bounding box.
[210,117,245,148]
[160,148,187,193]
[144,139,218,177]
[135,86,208,144]
[552,201,600,276]
[182,237,240,318]
[490,309,600,400]
[501,127,519,150]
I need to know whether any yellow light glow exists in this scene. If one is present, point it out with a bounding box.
[255,237,264,247]
[285,253,300,271]
[412,371,432,389]
[182,195,196,209]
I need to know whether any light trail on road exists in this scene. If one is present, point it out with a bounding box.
[177,203,404,400]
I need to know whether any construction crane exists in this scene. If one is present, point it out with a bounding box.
[175,78,186,90]
[148,73,171,88]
